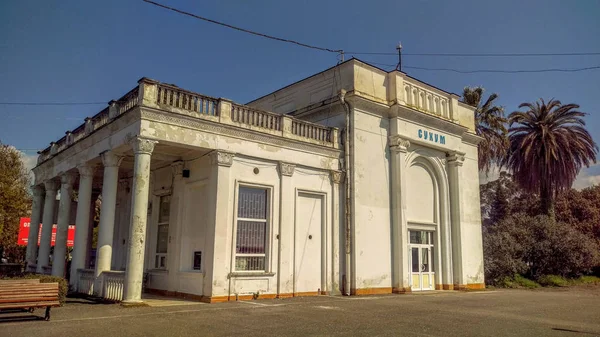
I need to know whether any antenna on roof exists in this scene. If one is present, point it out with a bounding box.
[338,50,345,63]
[396,42,402,71]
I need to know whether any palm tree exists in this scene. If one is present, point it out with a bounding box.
[462,86,508,173]
[503,99,598,216]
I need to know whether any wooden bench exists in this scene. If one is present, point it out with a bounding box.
[0,279,40,285]
[0,281,60,321]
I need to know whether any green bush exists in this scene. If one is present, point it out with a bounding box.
[497,275,540,288]
[571,276,600,285]
[2,274,68,305]
[483,213,600,285]
[537,275,569,287]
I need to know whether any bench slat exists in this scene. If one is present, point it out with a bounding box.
[0,301,60,310]
[0,297,59,304]
[0,293,58,298]
[0,279,40,284]
[0,283,58,291]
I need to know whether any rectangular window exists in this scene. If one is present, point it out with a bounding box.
[235,186,268,271]
[193,251,202,271]
[155,195,170,269]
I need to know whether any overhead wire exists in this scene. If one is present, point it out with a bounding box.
[0,102,105,106]
[346,51,600,57]
[361,61,600,74]
[142,0,342,54]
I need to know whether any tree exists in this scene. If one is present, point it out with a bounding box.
[0,142,32,262]
[461,86,508,173]
[504,99,598,216]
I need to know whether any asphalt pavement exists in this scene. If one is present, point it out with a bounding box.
[1,286,599,337]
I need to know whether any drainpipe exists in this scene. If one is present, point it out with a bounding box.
[339,89,352,296]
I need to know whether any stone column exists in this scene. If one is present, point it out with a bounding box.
[122,137,157,304]
[94,151,124,294]
[26,185,45,271]
[277,162,295,297]
[447,152,466,289]
[52,172,76,277]
[69,164,96,289]
[37,180,59,274]
[202,151,234,300]
[389,135,411,293]
[330,170,343,295]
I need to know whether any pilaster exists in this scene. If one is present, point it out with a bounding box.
[277,162,295,296]
[389,135,411,293]
[447,152,466,288]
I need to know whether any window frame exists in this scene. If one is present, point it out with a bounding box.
[232,182,273,273]
[153,194,171,270]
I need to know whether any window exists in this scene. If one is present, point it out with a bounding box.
[409,230,432,245]
[193,251,202,271]
[235,186,269,271]
[155,195,170,269]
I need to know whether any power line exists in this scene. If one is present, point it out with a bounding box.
[363,60,600,74]
[142,0,343,54]
[0,102,105,106]
[348,51,600,57]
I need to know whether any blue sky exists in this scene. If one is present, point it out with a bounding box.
[1,0,599,184]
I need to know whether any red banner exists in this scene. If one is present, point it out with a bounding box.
[17,217,75,247]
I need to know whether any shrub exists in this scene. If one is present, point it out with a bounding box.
[2,273,68,305]
[483,213,600,285]
[527,215,600,279]
[497,275,540,288]
[572,276,600,285]
[483,214,532,285]
[537,275,569,287]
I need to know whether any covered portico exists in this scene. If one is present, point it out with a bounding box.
[25,78,341,304]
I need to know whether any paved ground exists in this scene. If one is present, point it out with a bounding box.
[1,286,599,337]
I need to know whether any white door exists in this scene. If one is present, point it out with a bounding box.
[409,230,435,291]
[295,193,323,294]
[410,246,433,291]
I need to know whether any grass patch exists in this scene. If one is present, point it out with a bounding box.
[537,275,569,287]
[570,275,600,285]
[497,275,540,289]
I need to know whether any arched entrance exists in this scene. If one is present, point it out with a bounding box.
[405,154,450,291]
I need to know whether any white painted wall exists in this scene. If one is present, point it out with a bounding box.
[351,108,392,291]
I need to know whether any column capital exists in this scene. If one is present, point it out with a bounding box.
[278,162,295,177]
[31,185,45,197]
[446,152,465,167]
[330,170,344,184]
[44,179,59,193]
[210,151,235,167]
[77,163,97,177]
[101,150,125,167]
[171,160,184,177]
[389,135,410,153]
[130,136,157,155]
[61,171,77,185]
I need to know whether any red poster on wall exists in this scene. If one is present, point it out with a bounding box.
[17,217,75,247]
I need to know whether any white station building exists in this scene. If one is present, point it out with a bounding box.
[26,59,484,304]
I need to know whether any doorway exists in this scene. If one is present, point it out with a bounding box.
[295,192,324,295]
[409,230,434,291]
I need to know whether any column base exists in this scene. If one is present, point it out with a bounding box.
[121,300,149,307]
[392,287,412,294]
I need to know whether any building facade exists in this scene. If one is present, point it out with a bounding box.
[25,59,484,304]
